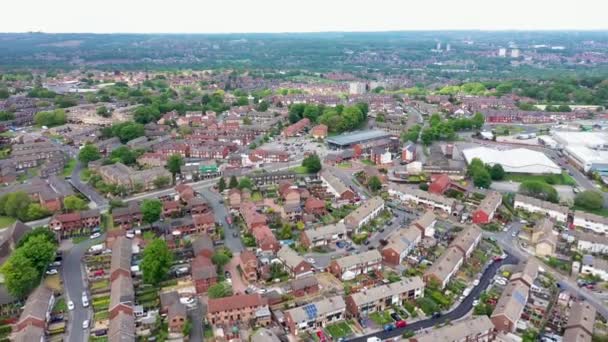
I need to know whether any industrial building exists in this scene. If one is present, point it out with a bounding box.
[462,146,561,174]
[552,131,608,175]
[326,130,394,149]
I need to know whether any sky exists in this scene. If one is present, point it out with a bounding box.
[2,0,608,33]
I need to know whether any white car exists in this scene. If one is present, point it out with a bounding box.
[257,288,268,294]
[82,297,89,307]
[179,297,196,306]
[45,269,58,275]
[90,232,101,239]
[473,279,480,286]
[67,301,74,311]
[472,300,479,306]
[306,257,316,264]
[495,279,507,286]
[82,319,89,329]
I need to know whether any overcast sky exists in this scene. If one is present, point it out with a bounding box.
[3,0,608,33]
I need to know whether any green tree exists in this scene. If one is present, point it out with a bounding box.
[473,169,492,189]
[472,112,485,129]
[0,89,9,99]
[34,109,66,127]
[368,176,382,192]
[218,178,227,192]
[421,128,434,145]
[25,204,50,221]
[18,235,57,273]
[490,164,505,181]
[208,282,233,299]
[166,154,183,176]
[211,251,231,267]
[402,124,421,142]
[153,176,171,189]
[278,224,293,240]
[302,154,322,173]
[141,199,162,224]
[238,177,253,190]
[0,252,39,298]
[141,238,173,286]
[228,176,238,189]
[17,228,56,248]
[96,106,110,117]
[0,111,15,121]
[78,143,101,166]
[63,195,88,212]
[574,190,604,211]
[3,192,31,221]
[110,146,137,165]
[519,181,559,203]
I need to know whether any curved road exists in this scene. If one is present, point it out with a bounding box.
[349,254,518,342]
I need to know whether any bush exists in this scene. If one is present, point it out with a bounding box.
[519,181,559,203]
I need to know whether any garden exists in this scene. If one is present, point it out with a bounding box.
[325,321,353,339]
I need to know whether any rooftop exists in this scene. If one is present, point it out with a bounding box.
[326,129,392,146]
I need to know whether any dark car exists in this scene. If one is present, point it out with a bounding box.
[347,246,356,252]
[225,271,231,279]
[432,312,442,319]
[379,228,385,233]
[390,313,401,321]
[364,240,370,245]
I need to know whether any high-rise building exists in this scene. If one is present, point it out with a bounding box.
[349,82,367,95]
[446,44,451,51]
[498,48,507,57]
[436,42,442,51]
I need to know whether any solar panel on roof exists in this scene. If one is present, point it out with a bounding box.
[303,304,318,320]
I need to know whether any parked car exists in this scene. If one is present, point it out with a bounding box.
[46,269,58,275]
[90,232,101,239]
[67,301,74,311]
[390,313,401,321]
[473,300,479,306]
[432,312,441,319]
[317,330,327,342]
[307,257,316,264]
[82,297,89,307]
[82,319,90,329]
[383,323,395,332]
[225,271,231,279]
[364,240,370,245]
[395,320,407,328]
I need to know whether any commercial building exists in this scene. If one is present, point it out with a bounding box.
[345,277,424,317]
[284,296,346,335]
[329,250,382,280]
[326,130,393,149]
[462,146,561,174]
[553,131,608,175]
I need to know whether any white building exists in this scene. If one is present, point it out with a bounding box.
[462,147,561,174]
[581,255,608,281]
[573,211,608,234]
[388,184,455,214]
[514,194,569,223]
[498,48,507,57]
[575,231,608,255]
[552,131,608,175]
[349,82,367,95]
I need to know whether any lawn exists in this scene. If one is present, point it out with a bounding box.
[336,162,352,169]
[53,298,66,313]
[62,159,76,177]
[72,235,89,244]
[325,321,352,339]
[91,279,110,291]
[290,166,309,174]
[80,168,92,183]
[416,297,439,316]
[369,311,393,325]
[94,310,109,321]
[0,216,16,228]
[504,172,576,186]
[361,159,375,166]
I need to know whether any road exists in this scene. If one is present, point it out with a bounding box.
[62,235,105,342]
[349,253,519,342]
[198,187,243,253]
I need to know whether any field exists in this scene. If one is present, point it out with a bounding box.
[504,172,576,186]
[0,216,16,228]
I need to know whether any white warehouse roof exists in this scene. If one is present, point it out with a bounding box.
[462,146,561,174]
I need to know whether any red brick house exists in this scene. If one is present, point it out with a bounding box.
[193,212,216,234]
[110,237,132,282]
[311,124,328,139]
[429,174,451,194]
[49,209,101,239]
[192,234,214,258]
[14,285,54,333]
[277,245,313,279]
[168,302,187,333]
[239,250,259,282]
[162,200,182,218]
[304,197,326,215]
[240,202,267,231]
[472,191,502,224]
[112,202,142,229]
[252,225,280,253]
[192,255,218,294]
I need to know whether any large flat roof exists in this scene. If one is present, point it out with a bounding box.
[326,130,392,146]
[462,146,561,174]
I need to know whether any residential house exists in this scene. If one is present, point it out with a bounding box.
[13,325,45,342]
[290,276,320,297]
[411,210,437,237]
[300,222,346,248]
[388,184,455,214]
[451,225,482,259]
[252,225,280,253]
[575,231,608,255]
[345,277,424,317]
[110,237,132,282]
[249,149,289,164]
[49,209,101,239]
[108,310,135,342]
[513,194,569,223]
[192,212,216,235]
[240,250,259,282]
[581,255,608,281]
[168,302,188,333]
[472,191,502,224]
[207,294,270,326]
[320,169,356,201]
[14,285,54,333]
[574,211,608,234]
[282,118,311,138]
[97,162,172,191]
[530,218,557,257]
[192,255,218,293]
[344,196,385,232]
[329,250,382,280]
[408,316,495,342]
[251,328,281,342]
[240,202,267,231]
[162,200,181,218]
[491,260,538,332]
[284,296,346,335]
[311,124,328,139]
[277,245,313,279]
[382,226,422,266]
[137,152,167,167]
[112,202,142,228]
[563,301,596,342]
[423,246,464,289]
[192,234,215,258]
[109,273,134,319]
[304,197,326,216]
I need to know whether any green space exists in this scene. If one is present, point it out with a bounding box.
[53,297,66,312]
[62,159,76,177]
[325,321,353,339]
[336,162,352,169]
[0,216,16,228]
[361,159,375,166]
[91,279,110,291]
[80,168,92,182]
[504,172,576,186]
[94,310,109,321]
[369,311,393,325]
[545,256,572,273]
[416,297,440,316]
[290,166,309,174]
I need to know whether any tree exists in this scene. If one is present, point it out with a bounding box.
[402,124,421,142]
[34,109,66,127]
[166,154,183,176]
[0,89,9,99]
[278,224,293,240]
[3,192,31,221]
[218,178,226,192]
[0,111,15,121]
[17,228,56,248]
[141,199,162,224]
[519,181,559,203]
[575,190,604,211]
[110,146,137,165]
[78,144,101,166]
[182,319,192,337]
[238,177,253,190]
[302,154,322,173]
[473,169,492,189]
[472,112,485,129]
[96,106,110,117]
[208,282,233,299]
[211,251,231,267]
[153,176,171,189]
[228,176,238,189]
[421,128,434,145]
[0,252,39,298]
[489,164,505,181]
[63,195,88,212]
[25,204,49,221]
[368,176,382,192]
[141,238,173,286]
[18,235,57,273]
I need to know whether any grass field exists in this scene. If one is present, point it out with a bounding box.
[336,162,352,169]
[325,321,353,338]
[290,166,309,174]
[62,159,76,177]
[0,216,15,228]
[504,172,576,186]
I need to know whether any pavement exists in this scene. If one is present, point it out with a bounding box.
[349,253,519,341]
[62,234,105,342]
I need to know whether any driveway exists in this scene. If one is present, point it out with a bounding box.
[226,254,248,294]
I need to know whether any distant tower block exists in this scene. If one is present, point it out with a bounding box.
[446,44,451,51]
[511,49,520,58]
[436,42,442,51]
[498,48,507,57]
